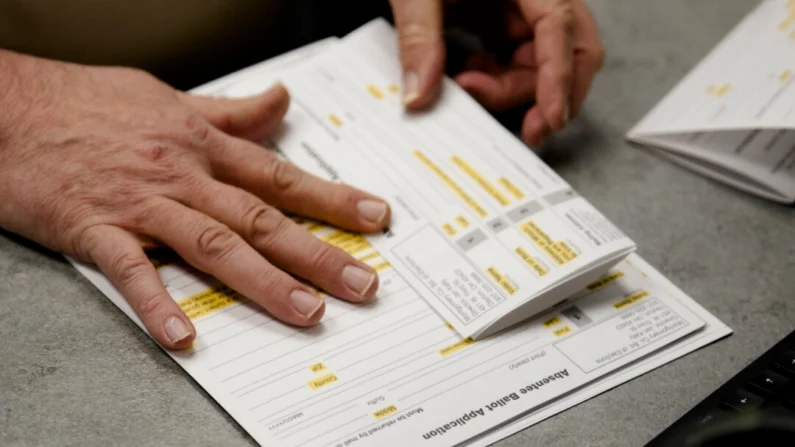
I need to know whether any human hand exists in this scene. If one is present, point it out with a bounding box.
[0,51,391,349]
[389,0,605,146]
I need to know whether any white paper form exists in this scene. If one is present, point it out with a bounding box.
[627,0,795,202]
[64,21,730,447]
[470,254,732,447]
[69,242,708,447]
[279,20,636,339]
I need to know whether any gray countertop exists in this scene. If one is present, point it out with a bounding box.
[1,0,794,446]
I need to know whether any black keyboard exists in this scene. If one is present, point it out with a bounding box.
[646,328,795,446]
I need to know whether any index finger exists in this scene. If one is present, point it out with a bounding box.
[389,0,445,109]
[516,0,575,130]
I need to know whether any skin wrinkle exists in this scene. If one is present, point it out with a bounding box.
[0,49,389,348]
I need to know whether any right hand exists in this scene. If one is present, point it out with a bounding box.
[0,50,391,349]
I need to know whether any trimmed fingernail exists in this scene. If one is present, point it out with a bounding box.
[165,316,191,345]
[343,265,376,296]
[357,199,388,224]
[290,289,324,319]
[403,72,420,106]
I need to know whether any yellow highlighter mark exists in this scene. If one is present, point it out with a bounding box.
[498,177,525,200]
[520,221,553,246]
[779,12,795,30]
[455,215,470,228]
[305,222,329,233]
[320,230,372,256]
[451,156,510,206]
[519,221,577,266]
[367,84,385,99]
[614,290,650,309]
[414,150,488,218]
[485,266,518,295]
[373,261,391,272]
[586,271,625,291]
[177,285,243,321]
[444,322,455,331]
[439,338,476,357]
[515,247,549,277]
[550,241,578,264]
[779,70,793,83]
[442,223,457,236]
[543,316,561,328]
[373,405,399,420]
[706,84,731,97]
[309,362,327,374]
[553,326,572,337]
[388,84,400,94]
[308,372,338,390]
[357,252,380,263]
[328,114,343,127]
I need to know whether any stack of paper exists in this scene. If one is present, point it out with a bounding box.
[628,0,795,203]
[69,19,732,447]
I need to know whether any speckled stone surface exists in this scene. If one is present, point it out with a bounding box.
[1,1,793,446]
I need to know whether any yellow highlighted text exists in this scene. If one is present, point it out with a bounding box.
[442,223,457,236]
[486,266,518,295]
[367,85,385,99]
[553,326,572,337]
[439,338,475,357]
[309,362,327,373]
[587,271,625,290]
[515,247,549,277]
[414,150,488,218]
[177,286,242,321]
[498,177,525,199]
[328,114,343,127]
[543,316,561,328]
[373,405,399,420]
[614,290,650,309]
[308,373,338,390]
[451,156,510,206]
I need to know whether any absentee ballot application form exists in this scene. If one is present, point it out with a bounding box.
[278,21,636,339]
[68,20,732,447]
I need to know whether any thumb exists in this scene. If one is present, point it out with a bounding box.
[179,83,291,142]
[389,0,446,109]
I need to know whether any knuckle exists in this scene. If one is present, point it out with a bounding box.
[251,268,284,299]
[556,2,576,33]
[397,23,439,53]
[270,159,301,192]
[241,202,275,240]
[136,144,172,163]
[194,223,239,261]
[136,291,167,319]
[71,225,101,261]
[334,185,359,211]
[108,250,152,287]
[182,113,213,146]
[250,206,290,248]
[307,242,344,275]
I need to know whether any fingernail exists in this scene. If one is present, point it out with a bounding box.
[357,199,388,224]
[403,72,420,106]
[290,289,324,319]
[343,265,376,296]
[165,316,192,345]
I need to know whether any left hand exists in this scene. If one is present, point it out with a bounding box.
[389,0,605,147]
